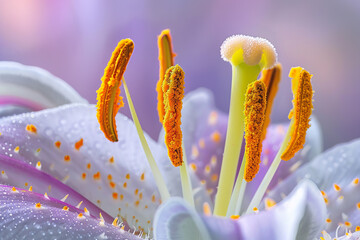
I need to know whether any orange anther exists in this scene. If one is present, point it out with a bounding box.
[96,39,134,142]
[156,29,175,123]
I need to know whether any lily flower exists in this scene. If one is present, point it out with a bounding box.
[0,30,357,240]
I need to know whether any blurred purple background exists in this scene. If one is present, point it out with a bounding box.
[1,0,359,149]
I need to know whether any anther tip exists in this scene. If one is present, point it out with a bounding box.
[220,35,277,69]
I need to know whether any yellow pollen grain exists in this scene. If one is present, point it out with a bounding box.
[74,138,83,150]
[205,165,211,174]
[134,189,139,195]
[192,145,199,158]
[189,163,197,171]
[199,139,205,149]
[208,111,218,125]
[326,218,332,223]
[200,180,206,185]
[28,186,33,191]
[109,156,114,164]
[334,184,341,192]
[96,39,134,142]
[109,182,116,189]
[253,207,259,213]
[87,163,91,170]
[230,215,240,220]
[321,190,327,197]
[24,182,28,187]
[244,80,267,182]
[120,194,124,201]
[81,173,86,180]
[156,29,175,123]
[112,192,118,200]
[93,172,101,180]
[64,155,71,162]
[357,202,360,209]
[125,173,130,180]
[123,182,127,188]
[107,174,113,181]
[259,64,282,141]
[211,131,221,143]
[324,197,329,204]
[162,65,185,167]
[35,203,41,209]
[356,226,360,232]
[344,222,352,228]
[281,67,314,161]
[26,124,37,134]
[211,174,218,182]
[14,146,20,153]
[203,202,212,216]
[134,200,140,207]
[352,178,359,185]
[62,206,69,211]
[54,141,61,149]
[152,195,156,203]
[139,192,143,200]
[265,198,276,210]
[77,213,84,219]
[36,148,41,153]
[144,205,148,209]
[140,172,145,181]
[11,187,17,192]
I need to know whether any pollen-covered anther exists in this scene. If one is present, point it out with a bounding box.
[74,138,83,150]
[220,35,277,69]
[162,65,185,167]
[96,38,134,142]
[156,29,175,123]
[325,218,332,223]
[281,67,314,161]
[25,124,37,134]
[244,80,267,182]
[211,131,221,143]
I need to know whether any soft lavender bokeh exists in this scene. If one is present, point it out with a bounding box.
[1,0,359,149]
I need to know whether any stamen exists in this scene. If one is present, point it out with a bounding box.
[96,39,134,142]
[161,64,194,207]
[156,29,175,123]
[244,80,267,182]
[259,64,282,140]
[281,67,314,160]
[162,65,185,167]
[246,67,314,213]
[214,35,277,216]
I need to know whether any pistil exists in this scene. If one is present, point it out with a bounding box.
[214,35,277,216]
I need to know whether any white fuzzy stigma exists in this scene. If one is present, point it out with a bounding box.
[220,35,277,69]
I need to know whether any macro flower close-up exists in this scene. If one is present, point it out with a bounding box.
[0,2,360,240]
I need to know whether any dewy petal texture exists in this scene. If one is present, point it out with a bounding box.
[266,138,360,237]
[0,185,141,240]
[0,103,210,232]
[154,180,326,240]
[0,61,87,113]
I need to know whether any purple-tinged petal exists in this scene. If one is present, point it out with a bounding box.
[0,185,142,240]
[0,153,113,223]
[0,61,86,117]
[154,180,326,240]
[266,138,360,237]
[171,88,322,206]
[0,103,210,233]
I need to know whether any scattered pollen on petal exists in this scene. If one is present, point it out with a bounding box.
[253,207,259,213]
[81,173,87,180]
[259,64,282,141]
[28,186,33,192]
[14,146,20,153]
[26,124,37,134]
[352,178,359,186]
[156,29,175,123]
[125,173,130,180]
[87,163,91,170]
[77,213,84,219]
[54,141,61,149]
[93,172,101,180]
[109,182,116,188]
[74,138,83,150]
[281,67,314,161]
[112,192,118,200]
[35,203,42,209]
[265,198,276,210]
[211,131,221,143]
[230,215,240,220]
[244,80,267,182]
[84,207,90,216]
[140,172,145,181]
[344,222,352,228]
[326,218,332,223]
[203,202,212,216]
[36,161,41,170]
[208,111,218,125]
[96,39,134,142]
[189,163,197,172]
[11,187,18,193]
[109,156,114,164]
[356,226,360,232]
[62,206,69,211]
[162,65,185,167]
[334,184,341,192]
[112,217,118,227]
[356,202,360,210]
[64,155,71,162]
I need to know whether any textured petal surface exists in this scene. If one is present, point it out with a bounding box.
[266,138,360,237]
[0,61,86,116]
[0,103,184,235]
[0,185,142,240]
[167,88,322,209]
[154,180,326,240]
